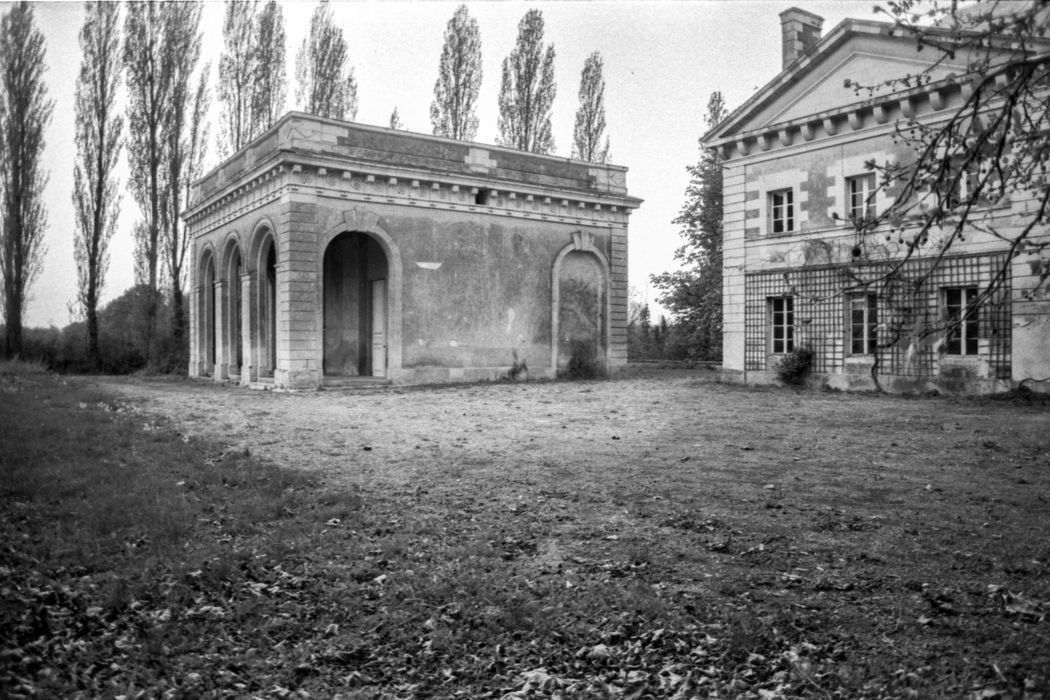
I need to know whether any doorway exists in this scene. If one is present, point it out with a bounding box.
[323,232,389,377]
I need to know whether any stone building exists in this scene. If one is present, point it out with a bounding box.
[184,113,641,389]
[703,8,1050,393]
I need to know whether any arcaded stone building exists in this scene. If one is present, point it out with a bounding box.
[184,113,641,389]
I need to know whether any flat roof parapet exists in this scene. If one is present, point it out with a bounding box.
[190,112,639,213]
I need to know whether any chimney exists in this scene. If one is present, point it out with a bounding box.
[779,7,824,69]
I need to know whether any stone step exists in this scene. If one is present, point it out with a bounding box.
[321,376,393,390]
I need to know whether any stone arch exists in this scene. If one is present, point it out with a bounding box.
[319,208,404,376]
[247,219,278,379]
[220,233,244,379]
[196,244,218,376]
[551,231,612,372]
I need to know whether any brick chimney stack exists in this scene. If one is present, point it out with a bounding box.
[779,7,824,69]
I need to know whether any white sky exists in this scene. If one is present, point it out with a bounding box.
[12,0,878,328]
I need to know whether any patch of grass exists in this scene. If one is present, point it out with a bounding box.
[0,357,49,376]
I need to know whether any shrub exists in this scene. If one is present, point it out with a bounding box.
[562,340,607,380]
[776,346,814,386]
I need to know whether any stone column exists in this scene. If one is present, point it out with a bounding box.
[213,279,228,380]
[241,271,258,383]
[608,223,630,372]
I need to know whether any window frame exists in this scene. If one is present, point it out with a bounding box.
[944,287,979,356]
[847,293,878,356]
[768,296,795,355]
[769,188,795,234]
[846,173,877,221]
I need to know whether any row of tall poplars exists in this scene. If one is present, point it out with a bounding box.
[0,0,611,367]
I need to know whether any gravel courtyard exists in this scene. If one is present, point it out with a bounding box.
[81,371,1050,696]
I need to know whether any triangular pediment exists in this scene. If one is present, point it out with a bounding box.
[768,50,965,125]
[709,20,980,142]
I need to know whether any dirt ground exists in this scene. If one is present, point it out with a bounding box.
[84,370,1050,696]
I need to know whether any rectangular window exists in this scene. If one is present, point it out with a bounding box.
[848,294,878,355]
[846,173,876,220]
[769,189,794,234]
[944,287,979,355]
[769,297,794,354]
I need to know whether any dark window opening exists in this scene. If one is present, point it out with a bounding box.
[475,188,491,205]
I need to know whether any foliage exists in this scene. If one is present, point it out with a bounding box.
[846,1,1050,348]
[562,339,607,380]
[73,1,123,372]
[430,4,482,141]
[497,9,556,154]
[0,1,53,359]
[252,0,286,134]
[0,285,183,374]
[217,0,256,156]
[571,51,610,163]
[651,92,727,362]
[217,0,285,156]
[294,0,357,121]
[123,1,169,367]
[775,346,814,385]
[389,106,403,130]
[162,2,207,377]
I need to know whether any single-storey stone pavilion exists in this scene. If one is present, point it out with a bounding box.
[185,113,642,389]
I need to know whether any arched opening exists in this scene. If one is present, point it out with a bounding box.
[323,231,389,377]
[260,237,277,377]
[198,250,216,376]
[556,250,607,372]
[224,243,243,377]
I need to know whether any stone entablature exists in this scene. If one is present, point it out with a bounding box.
[185,112,638,234]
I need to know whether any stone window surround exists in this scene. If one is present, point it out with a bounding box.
[758,168,808,237]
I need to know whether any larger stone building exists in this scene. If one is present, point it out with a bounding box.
[185,114,641,389]
[703,8,1050,393]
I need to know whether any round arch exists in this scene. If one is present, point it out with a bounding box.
[220,233,245,378]
[318,208,404,376]
[196,244,218,376]
[550,231,612,372]
[243,218,279,379]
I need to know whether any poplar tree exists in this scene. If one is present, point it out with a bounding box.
[0,2,53,359]
[651,92,727,361]
[497,9,556,154]
[162,1,207,369]
[73,0,124,370]
[252,0,286,132]
[217,0,256,156]
[430,4,482,141]
[124,0,169,366]
[571,51,610,163]
[295,0,357,121]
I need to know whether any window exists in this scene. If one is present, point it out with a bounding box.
[769,297,794,354]
[944,287,979,355]
[846,173,876,220]
[769,189,794,234]
[848,294,878,355]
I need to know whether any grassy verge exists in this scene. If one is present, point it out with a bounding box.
[2,369,1049,698]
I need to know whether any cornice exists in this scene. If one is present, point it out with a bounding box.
[708,73,997,161]
[184,157,638,236]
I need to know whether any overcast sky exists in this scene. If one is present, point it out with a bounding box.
[11,0,878,328]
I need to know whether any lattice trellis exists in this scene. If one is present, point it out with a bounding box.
[744,253,1011,379]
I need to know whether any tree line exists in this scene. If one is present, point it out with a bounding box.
[0,1,612,371]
